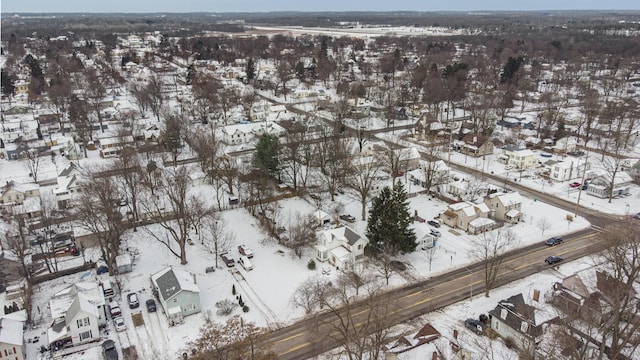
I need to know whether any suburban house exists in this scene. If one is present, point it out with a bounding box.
[315,226,368,271]
[549,159,589,182]
[151,267,201,325]
[415,227,438,250]
[489,293,556,355]
[550,270,638,326]
[458,133,494,157]
[585,171,632,199]
[385,147,421,173]
[47,283,107,348]
[220,124,253,145]
[0,317,25,360]
[502,147,538,169]
[98,135,134,158]
[441,201,492,233]
[0,182,40,213]
[54,163,83,209]
[552,137,578,154]
[483,191,523,224]
[385,323,441,354]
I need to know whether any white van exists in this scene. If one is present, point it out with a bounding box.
[239,256,253,271]
[102,280,115,299]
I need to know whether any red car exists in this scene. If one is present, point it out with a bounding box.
[569,182,581,188]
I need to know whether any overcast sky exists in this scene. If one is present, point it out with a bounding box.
[2,0,639,13]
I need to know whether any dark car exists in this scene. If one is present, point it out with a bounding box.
[545,255,564,265]
[545,236,563,246]
[390,260,407,271]
[127,293,139,309]
[102,340,118,360]
[221,253,235,267]
[145,299,157,313]
[339,214,356,223]
[427,220,441,228]
[633,212,640,220]
[464,318,484,335]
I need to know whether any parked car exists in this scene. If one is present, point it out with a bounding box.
[239,255,254,271]
[109,301,121,317]
[145,299,157,313]
[237,245,254,258]
[113,316,126,332]
[339,214,356,223]
[102,340,118,360]
[545,255,564,265]
[430,229,442,238]
[464,318,484,335]
[569,182,581,188]
[221,253,235,267]
[390,260,407,271]
[427,220,441,228]
[633,212,640,220]
[127,293,139,309]
[545,236,563,246]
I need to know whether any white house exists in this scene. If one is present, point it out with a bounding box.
[220,124,254,145]
[315,226,368,271]
[0,318,25,360]
[484,191,524,224]
[53,163,83,209]
[586,171,633,199]
[549,159,589,182]
[47,283,106,348]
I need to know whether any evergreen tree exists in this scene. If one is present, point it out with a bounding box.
[0,71,15,98]
[254,133,280,177]
[246,57,256,81]
[365,182,417,256]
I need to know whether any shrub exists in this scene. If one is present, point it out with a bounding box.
[215,299,237,316]
[232,284,236,295]
[307,259,316,270]
[242,305,249,313]
[504,337,516,349]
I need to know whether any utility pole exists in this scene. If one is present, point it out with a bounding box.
[574,150,590,218]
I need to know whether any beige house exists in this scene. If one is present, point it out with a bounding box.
[441,201,491,232]
[0,182,40,212]
[484,191,523,224]
[459,133,494,157]
[503,147,538,169]
[0,318,25,360]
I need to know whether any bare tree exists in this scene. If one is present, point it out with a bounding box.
[536,217,552,236]
[73,169,125,275]
[24,150,42,183]
[202,213,234,268]
[285,212,316,258]
[469,228,519,297]
[141,166,212,264]
[188,316,274,360]
[590,221,640,359]
[114,147,144,224]
[348,157,382,221]
[425,246,439,272]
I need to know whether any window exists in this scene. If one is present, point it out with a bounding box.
[184,303,195,311]
[79,330,92,341]
[84,317,90,326]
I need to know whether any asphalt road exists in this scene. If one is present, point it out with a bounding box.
[261,225,605,359]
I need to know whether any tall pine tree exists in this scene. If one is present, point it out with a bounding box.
[365,182,417,256]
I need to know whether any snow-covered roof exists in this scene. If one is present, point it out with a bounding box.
[0,317,24,346]
[151,267,200,303]
[469,217,495,227]
[487,192,522,206]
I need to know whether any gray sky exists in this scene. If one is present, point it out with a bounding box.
[2,0,639,13]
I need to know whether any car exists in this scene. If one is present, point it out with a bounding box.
[220,253,235,267]
[430,229,441,238]
[109,301,121,317]
[540,152,553,158]
[569,182,581,188]
[339,214,356,223]
[464,318,484,335]
[239,255,254,271]
[145,299,157,313]
[237,245,254,258]
[427,220,441,228]
[127,293,139,309]
[545,236,563,246]
[633,212,640,220]
[545,255,564,265]
[113,316,126,332]
[102,340,118,360]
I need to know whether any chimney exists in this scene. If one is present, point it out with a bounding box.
[473,136,477,144]
[192,273,197,284]
[432,352,438,360]
[453,329,458,339]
